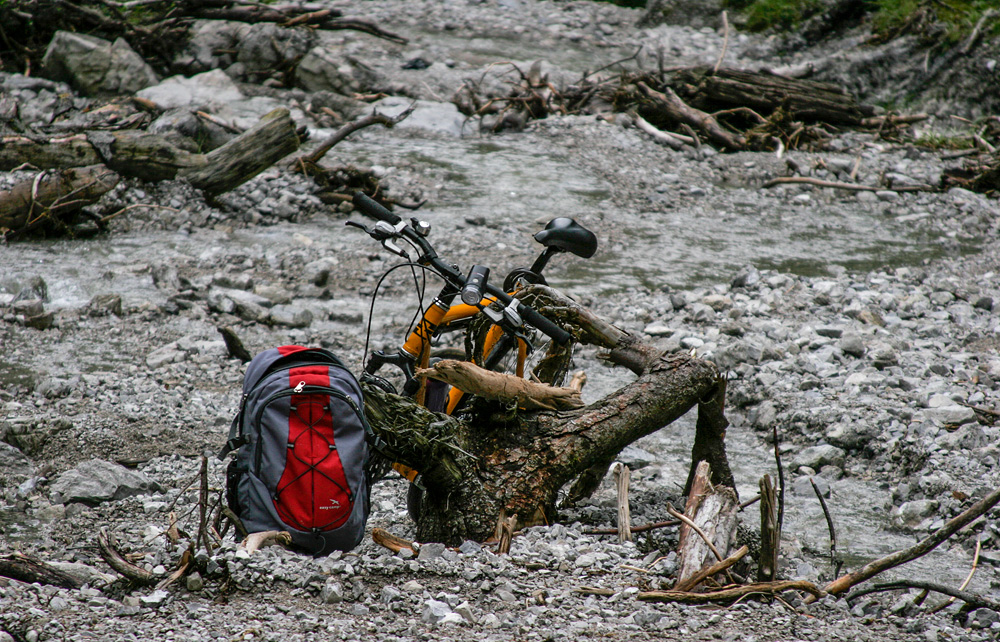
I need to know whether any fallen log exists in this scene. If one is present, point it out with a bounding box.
[666,67,876,126]
[365,287,726,544]
[0,164,119,235]
[0,553,84,590]
[416,359,584,411]
[1,110,295,236]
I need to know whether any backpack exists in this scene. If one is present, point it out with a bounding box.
[219,345,374,555]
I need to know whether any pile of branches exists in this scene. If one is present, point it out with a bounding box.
[453,60,925,153]
[0,0,405,75]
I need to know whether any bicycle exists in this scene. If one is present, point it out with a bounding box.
[348,192,597,516]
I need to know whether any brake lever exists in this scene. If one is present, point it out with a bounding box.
[346,220,410,259]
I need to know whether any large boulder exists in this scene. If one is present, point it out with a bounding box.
[136,69,244,112]
[236,22,315,83]
[295,46,379,95]
[42,31,158,96]
[49,459,161,505]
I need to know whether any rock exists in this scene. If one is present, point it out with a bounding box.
[711,341,764,370]
[791,444,845,471]
[268,304,313,328]
[731,265,760,289]
[146,344,186,369]
[891,499,939,529]
[643,322,673,336]
[702,294,731,311]
[750,400,778,430]
[925,405,978,427]
[42,31,158,96]
[186,571,204,592]
[303,258,340,286]
[454,601,477,624]
[616,445,657,470]
[970,608,1000,629]
[0,442,35,479]
[380,586,402,604]
[422,599,452,623]
[320,581,344,604]
[296,47,377,95]
[137,69,244,111]
[235,23,314,83]
[139,590,170,607]
[838,333,866,358]
[418,542,447,561]
[936,424,988,450]
[825,421,876,449]
[49,459,161,505]
[88,293,123,317]
[149,108,234,151]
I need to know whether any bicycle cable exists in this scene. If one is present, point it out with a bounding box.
[360,261,448,376]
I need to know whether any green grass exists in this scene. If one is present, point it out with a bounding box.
[872,0,1000,45]
[727,0,824,31]
[731,0,1000,42]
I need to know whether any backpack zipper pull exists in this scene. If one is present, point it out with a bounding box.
[293,381,306,393]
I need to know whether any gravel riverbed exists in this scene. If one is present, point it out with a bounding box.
[2,1,1000,640]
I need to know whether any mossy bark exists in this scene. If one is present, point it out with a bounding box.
[364,287,727,545]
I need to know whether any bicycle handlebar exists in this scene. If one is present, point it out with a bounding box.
[351,192,571,345]
[353,192,401,225]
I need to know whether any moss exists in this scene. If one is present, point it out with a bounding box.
[738,0,824,32]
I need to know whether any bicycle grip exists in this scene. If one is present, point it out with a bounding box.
[518,303,572,345]
[353,192,401,225]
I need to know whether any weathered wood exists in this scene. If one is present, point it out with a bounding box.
[179,108,299,196]
[98,527,157,586]
[758,474,779,582]
[674,462,739,588]
[366,350,721,544]
[685,375,735,496]
[667,67,876,125]
[417,359,583,411]
[372,528,416,555]
[0,109,298,200]
[674,545,749,593]
[0,553,84,589]
[638,580,824,604]
[613,462,633,543]
[637,81,745,150]
[0,164,119,234]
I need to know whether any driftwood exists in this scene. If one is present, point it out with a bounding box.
[0,164,119,235]
[372,528,417,555]
[364,286,728,545]
[637,580,825,605]
[823,484,1000,597]
[417,359,583,411]
[666,67,875,126]
[673,462,739,589]
[758,474,779,582]
[638,81,745,150]
[762,176,936,193]
[0,109,298,196]
[846,580,1000,613]
[0,553,85,589]
[241,530,292,554]
[98,527,157,586]
[674,545,749,593]
[613,463,633,543]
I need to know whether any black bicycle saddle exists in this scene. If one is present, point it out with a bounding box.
[533,218,598,258]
